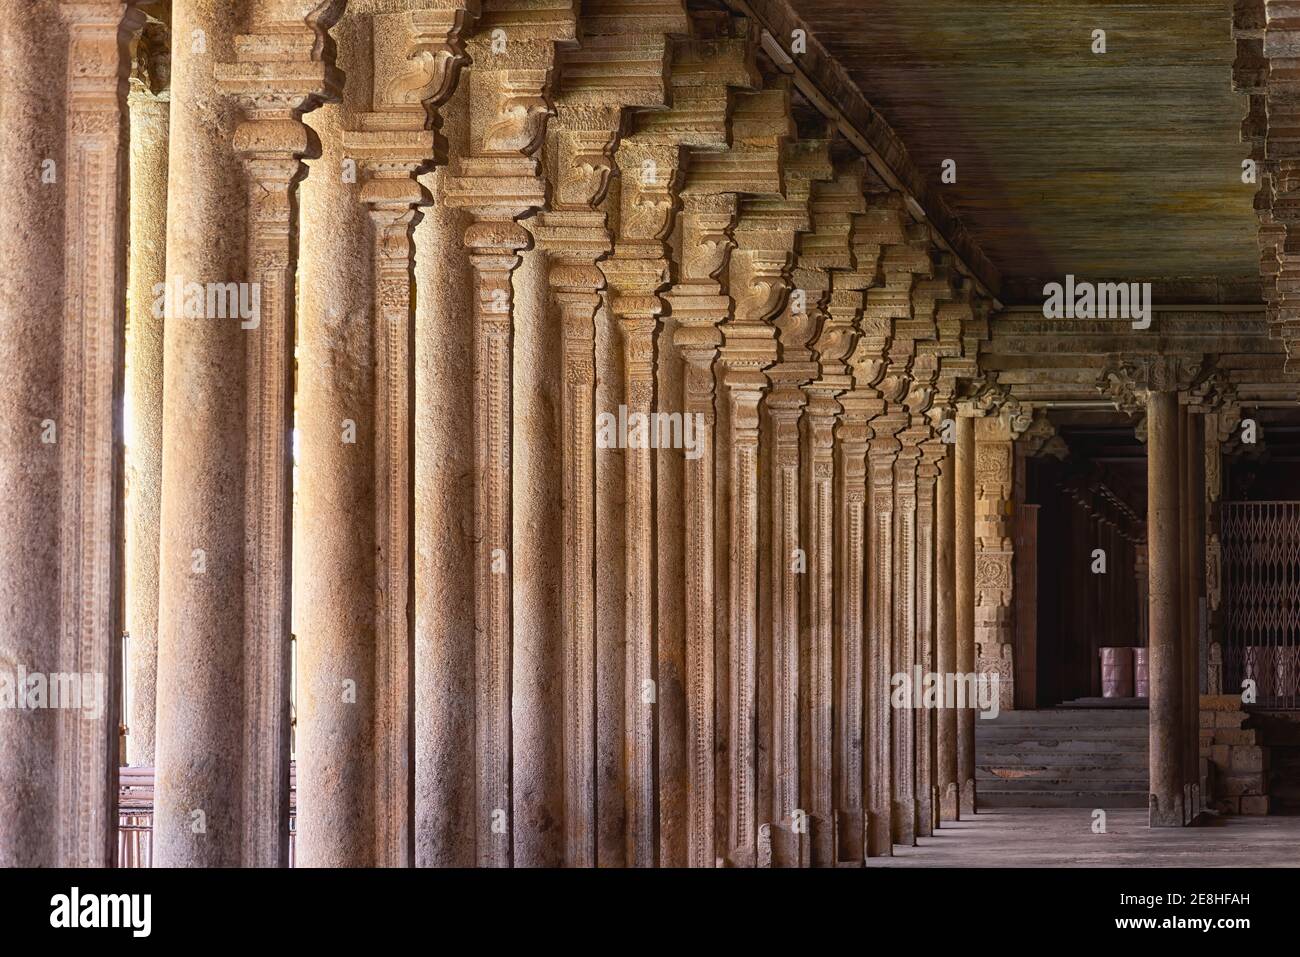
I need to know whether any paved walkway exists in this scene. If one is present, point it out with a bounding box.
[863,807,1300,867]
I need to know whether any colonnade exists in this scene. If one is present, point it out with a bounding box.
[1,0,1264,869]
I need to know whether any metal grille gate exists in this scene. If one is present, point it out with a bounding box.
[1223,501,1300,709]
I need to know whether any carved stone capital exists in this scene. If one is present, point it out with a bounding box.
[1097,354,1206,406]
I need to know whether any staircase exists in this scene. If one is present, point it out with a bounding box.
[976,708,1149,808]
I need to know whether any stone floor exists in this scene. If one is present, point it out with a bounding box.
[864,808,1300,867]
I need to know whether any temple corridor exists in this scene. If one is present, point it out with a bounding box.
[3,0,1300,872]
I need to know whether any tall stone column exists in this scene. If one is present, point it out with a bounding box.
[891,421,923,846]
[915,437,943,836]
[0,0,140,867]
[935,437,959,821]
[1182,401,1205,816]
[801,168,865,867]
[601,137,683,868]
[0,0,69,866]
[155,0,341,868]
[530,108,616,867]
[955,411,977,814]
[720,243,787,867]
[866,404,905,855]
[415,83,476,867]
[443,9,574,865]
[297,5,473,868]
[124,19,169,768]
[667,191,740,868]
[803,297,856,866]
[1148,386,1185,826]
[530,14,687,866]
[834,393,870,860]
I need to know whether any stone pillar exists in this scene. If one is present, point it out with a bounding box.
[955,412,977,814]
[415,88,476,868]
[531,110,615,865]
[1183,402,1206,815]
[155,0,253,867]
[0,0,140,867]
[666,192,740,867]
[935,440,959,821]
[0,0,68,866]
[299,5,473,868]
[443,11,573,865]
[803,289,856,867]
[124,21,168,768]
[155,0,341,868]
[866,410,905,854]
[602,137,683,868]
[834,396,870,860]
[973,412,1021,712]
[720,245,786,867]
[915,440,942,836]
[766,378,805,865]
[764,292,815,867]
[891,423,923,846]
[296,78,376,867]
[1148,388,1185,826]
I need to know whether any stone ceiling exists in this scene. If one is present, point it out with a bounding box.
[784,0,1259,292]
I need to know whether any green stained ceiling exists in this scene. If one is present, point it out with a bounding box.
[786,0,1259,288]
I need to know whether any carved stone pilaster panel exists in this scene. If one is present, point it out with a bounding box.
[211,0,345,869]
[56,0,145,868]
[466,219,529,868]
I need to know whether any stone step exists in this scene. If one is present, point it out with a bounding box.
[978,710,1148,727]
[977,764,1149,780]
[977,733,1149,748]
[977,789,1149,809]
[976,750,1148,768]
[974,773,1147,790]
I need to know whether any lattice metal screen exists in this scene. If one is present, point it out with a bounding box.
[1223,501,1300,709]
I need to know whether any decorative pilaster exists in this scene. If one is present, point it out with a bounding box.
[969,383,1031,712]
[866,399,906,855]
[933,426,959,822]
[668,193,739,867]
[915,435,944,836]
[799,161,861,868]
[529,2,685,869]
[297,2,472,869]
[954,409,978,815]
[721,231,791,866]
[55,0,143,866]
[598,133,682,867]
[203,0,344,870]
[443,2,575,866]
